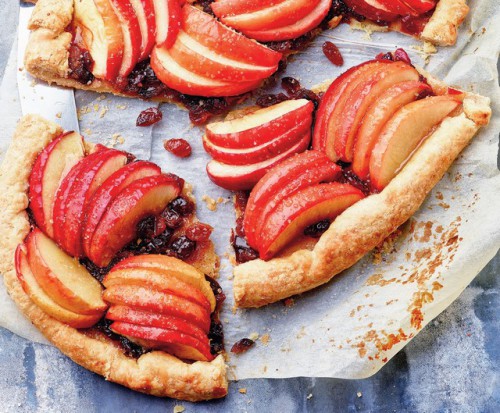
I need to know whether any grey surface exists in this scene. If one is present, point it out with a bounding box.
[0,1,499,411]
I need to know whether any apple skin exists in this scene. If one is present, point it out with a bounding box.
[369,95,462,190]
[87,174,183,267]
[211,0,288,16]
[401,0,436,14]
[206,132,311,191]
[74,0,124,81]
[255,183,365,260]
[352,80,431,180]
[181,5,282,68]
[215,0,320,32]
[150,45,263,97]
[106,305,208,343]
[129,0,156,61]
[103,266,211,312]
[110,255,216,311]
[59,149,127,257]
[343,0,400,22]
[203,117,311,165]
[25,229,107,316]
[103,284,211,332]
[15,244,103,328]
[153,0,182,48]
[376,0,417,15]
[82,161,161,258]
[332,60,420,162]
[241,0,332,41]
[244,151,342,248]
[206,99,314,149]
[29,131,85,239]
[110,321,214,361]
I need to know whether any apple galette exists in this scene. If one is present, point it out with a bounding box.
[198,51,491,308]
[25,0,469,122]
[0,115,227,401]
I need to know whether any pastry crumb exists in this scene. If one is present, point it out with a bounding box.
[202,195,218,211]
[55,112,62,118]
[239,388,247,394]
[249,332,259,341]
[357,391,362,398]
[260,334,270,345]
[99,106,109,118]
[410,42,437,65]
[173,405,185,413]
[116,104,128,110]
[307,393,313,400]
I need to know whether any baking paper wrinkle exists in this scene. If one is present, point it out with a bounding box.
[0,3,499,380]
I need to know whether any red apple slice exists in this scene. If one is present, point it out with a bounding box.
[211,0,288,16]
[150,45,263,97]
[256,183,365,260]
[153,0,182,48]
[370,95,462,190]
[15,245,103,328]
[332,60,420,162]
[244,151,342,248]
[110,255,216,311]
[29,131,85,238]
[401,0,436,14]
[352,80,431,180]
[206,99,314,149]
[103,285,211,332]
[110,322,213,361]
[343,0,400,22]
[216,0,320,32]
[74,0,124,81]
[241,0,331,41]
[129,0,156,60]
[110,0,142,78]
[25,229,107,315]
[61,149,127,257]
[206,133,311,190]
[82,161,161,257]
[88,174,182,267]
[376,0,417,15]
[168,31,279,82]
[103,267,211,311]
[203,117,311,165]
[106,305,208,343]
[181,5,282,68]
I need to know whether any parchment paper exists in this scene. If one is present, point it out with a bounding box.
[0,1,498,380]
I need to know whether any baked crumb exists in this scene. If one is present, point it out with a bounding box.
[410,41,437,65]
[357,391,362,398]
[55,112,62,118]
[307,393,313,400]
[239,388,247,394]
[173,406,185,413]
[202,195,217,211]
[249,332,259,341]
[260,334,270,345]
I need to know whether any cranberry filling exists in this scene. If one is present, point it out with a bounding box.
[164,139,192,158]
[231,338,255,354]
[136,107,163,126]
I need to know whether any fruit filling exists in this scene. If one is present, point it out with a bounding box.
[18,133,225,362]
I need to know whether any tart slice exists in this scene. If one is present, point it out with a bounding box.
[0,115,227,401]
[200,51,491,308]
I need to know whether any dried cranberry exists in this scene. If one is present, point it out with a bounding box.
[292,88,320,109]
[185,223,213,242]
[136,107,162,126]
[235,216,245,238]
[377,52,394,61]
[168,197,194,216]
[256,93,289,108]
[393,48,412,65]
[95,319,146,358]
[304,219,331,238]
[206,275,226,312]
[231,338,255,354]
[189,107,212,125]
[136,216,156,239]
[133,229,174,255]
[162,208,183,229]
[340,168,371,195]
[170,236,196,260]
[209,319,225,354]
[68,44,94,85]
[164,139,192,158]
[232,232,258,263]
[322,41,344,66]
[281,77,301,95]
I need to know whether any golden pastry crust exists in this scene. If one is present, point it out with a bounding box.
[0,115,227,401]
[233,84,491,308]
[421,0,469,46]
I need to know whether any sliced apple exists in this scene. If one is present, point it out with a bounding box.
[168,31,279,82]
[87,174,182,267]
[29,131,85,238]
[241,0,332,41]
[211,0,288,17]
[244,151,342,248]
[352,81,431,180]
[103,285,211,332]
[206,133,310,190]
[376,0,417,15]
[74,0,124,81]
[401,0,436,14]
[206,99,314,149]
[255,183,365,260]
[110,255,216,311]
[343,0,400,22]
[215,0,320,32]
[332,60,420,162]
[203,117,311,165]
[82,161,161,257]
[181,5,282,68]
[129,0,156,60]
[103,267,211,311]
[153,0,182,48]
[370,95,462,190]
[109,0,142,79]
[106,305,208,343]
[110,322,213,361]
[25,229,107,315]
[150,45,263,97]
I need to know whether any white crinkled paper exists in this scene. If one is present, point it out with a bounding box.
[0,1,498,380]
